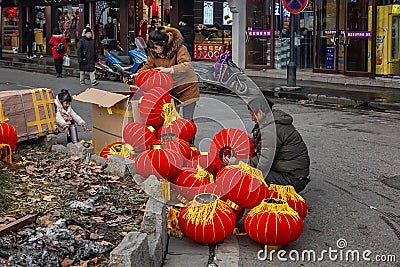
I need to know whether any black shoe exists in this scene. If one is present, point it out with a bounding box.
[92,81,99,86]
[57,74,63,78]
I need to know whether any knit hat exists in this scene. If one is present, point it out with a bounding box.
[85,28,92,33]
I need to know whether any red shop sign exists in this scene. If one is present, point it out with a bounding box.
[194,44,226,60]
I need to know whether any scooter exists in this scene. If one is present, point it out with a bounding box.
[193,48,249,95]
[101,38,134,79]
[95,55,120,81]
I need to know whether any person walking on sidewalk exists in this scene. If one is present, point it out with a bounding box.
[223,97,311,193]
[77,28,99,86]
[23,22,35,59]
[48,28,67,78]
[178,18,195,60]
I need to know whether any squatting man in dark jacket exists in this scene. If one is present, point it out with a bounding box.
[224,97,310,192]
[77,28,99,86]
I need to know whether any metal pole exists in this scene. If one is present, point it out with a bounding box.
[287,13,296,87]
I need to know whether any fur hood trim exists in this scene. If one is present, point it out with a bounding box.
[151,28,183,59]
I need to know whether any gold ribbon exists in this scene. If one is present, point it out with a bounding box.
[160,179,171,201]
[0,144,12,164]
[161,103,181,127]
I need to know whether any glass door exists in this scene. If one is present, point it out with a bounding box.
[344,0,373,76]
[246,0,273,69]
[314,0,341,73]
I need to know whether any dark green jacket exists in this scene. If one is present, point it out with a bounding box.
[251,109,310,179]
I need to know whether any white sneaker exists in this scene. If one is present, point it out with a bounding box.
[40,55,44,58]
[33,55,37,58]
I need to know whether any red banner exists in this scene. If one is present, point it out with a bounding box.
[194,44,226,60]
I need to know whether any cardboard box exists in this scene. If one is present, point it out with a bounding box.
[0,88,57,142]
[74,88,142,155]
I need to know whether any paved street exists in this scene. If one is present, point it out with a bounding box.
[1,68,399,266]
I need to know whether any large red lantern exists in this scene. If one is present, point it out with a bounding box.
[100,142,135,159]
[157,134,192,160]
[140,71,174,92]
[158,118,197,142]
[179,193,236,244]
[135,69,158,89]
[123,122,156,151]
[268,184,308,220]
[139,87,171,126]
[172,166,213,201]
[0,122,18,151]
[216,161,269,208]
[194,182,223,197]
[244,199,304,247]
[210,128,255,163]
[186,154,225,177]
[134,144,183,180]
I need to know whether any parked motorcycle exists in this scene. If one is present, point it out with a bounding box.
[95,55,120,81]
[193,48,249,95]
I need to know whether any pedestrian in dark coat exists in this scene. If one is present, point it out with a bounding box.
[48,28,67,78]
[77,28,99,86]
[224,97,311,192]
[23,22,35,59]
[178,18,195,60]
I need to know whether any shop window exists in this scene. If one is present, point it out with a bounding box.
[2,7,19,52]
[223,2,232,25]
[203,1,214,25]
[58,5,80,56]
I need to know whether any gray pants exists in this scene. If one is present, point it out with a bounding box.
[265,170,310,193]
[80,71,96,84]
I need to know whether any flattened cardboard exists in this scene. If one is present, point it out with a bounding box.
[73,88,129,108]
[0,88,57,142]
[74,88,141,155]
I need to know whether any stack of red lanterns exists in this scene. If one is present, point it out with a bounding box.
[100,69,309,247]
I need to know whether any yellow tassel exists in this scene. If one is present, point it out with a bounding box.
[182,194,231,225]
[160,179,171,201]
[161,103,181,127]
[168,206,184,238]
[247,198,301,221]
[194,165,214,183]
[109,143,135,159]
[236,161,266,185]
[269,184,305,202]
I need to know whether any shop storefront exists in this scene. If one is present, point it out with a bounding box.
[1,6,19,53]
[193,0,232,60]
[238,0,400,77]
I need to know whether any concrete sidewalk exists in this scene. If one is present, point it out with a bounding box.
[1,52,400,111]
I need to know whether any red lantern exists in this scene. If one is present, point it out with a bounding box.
[0,122,18,151]
[136,69,158,88]
[179,193,236,243]
[134,144,183,180]
[210,128,255,163]
[268,184,308,220]
[139,87,171,126]
[140,72,174,92]
[172,166,213,201]
[244,199,304,246]
[158,118,197,142]
[158,134,192,160]
[100,142,135,159]
[216,162,269,208]
[144,0,154,7]
[195,182,223,197]
[123,122,156,151]
[186,154,225,177]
